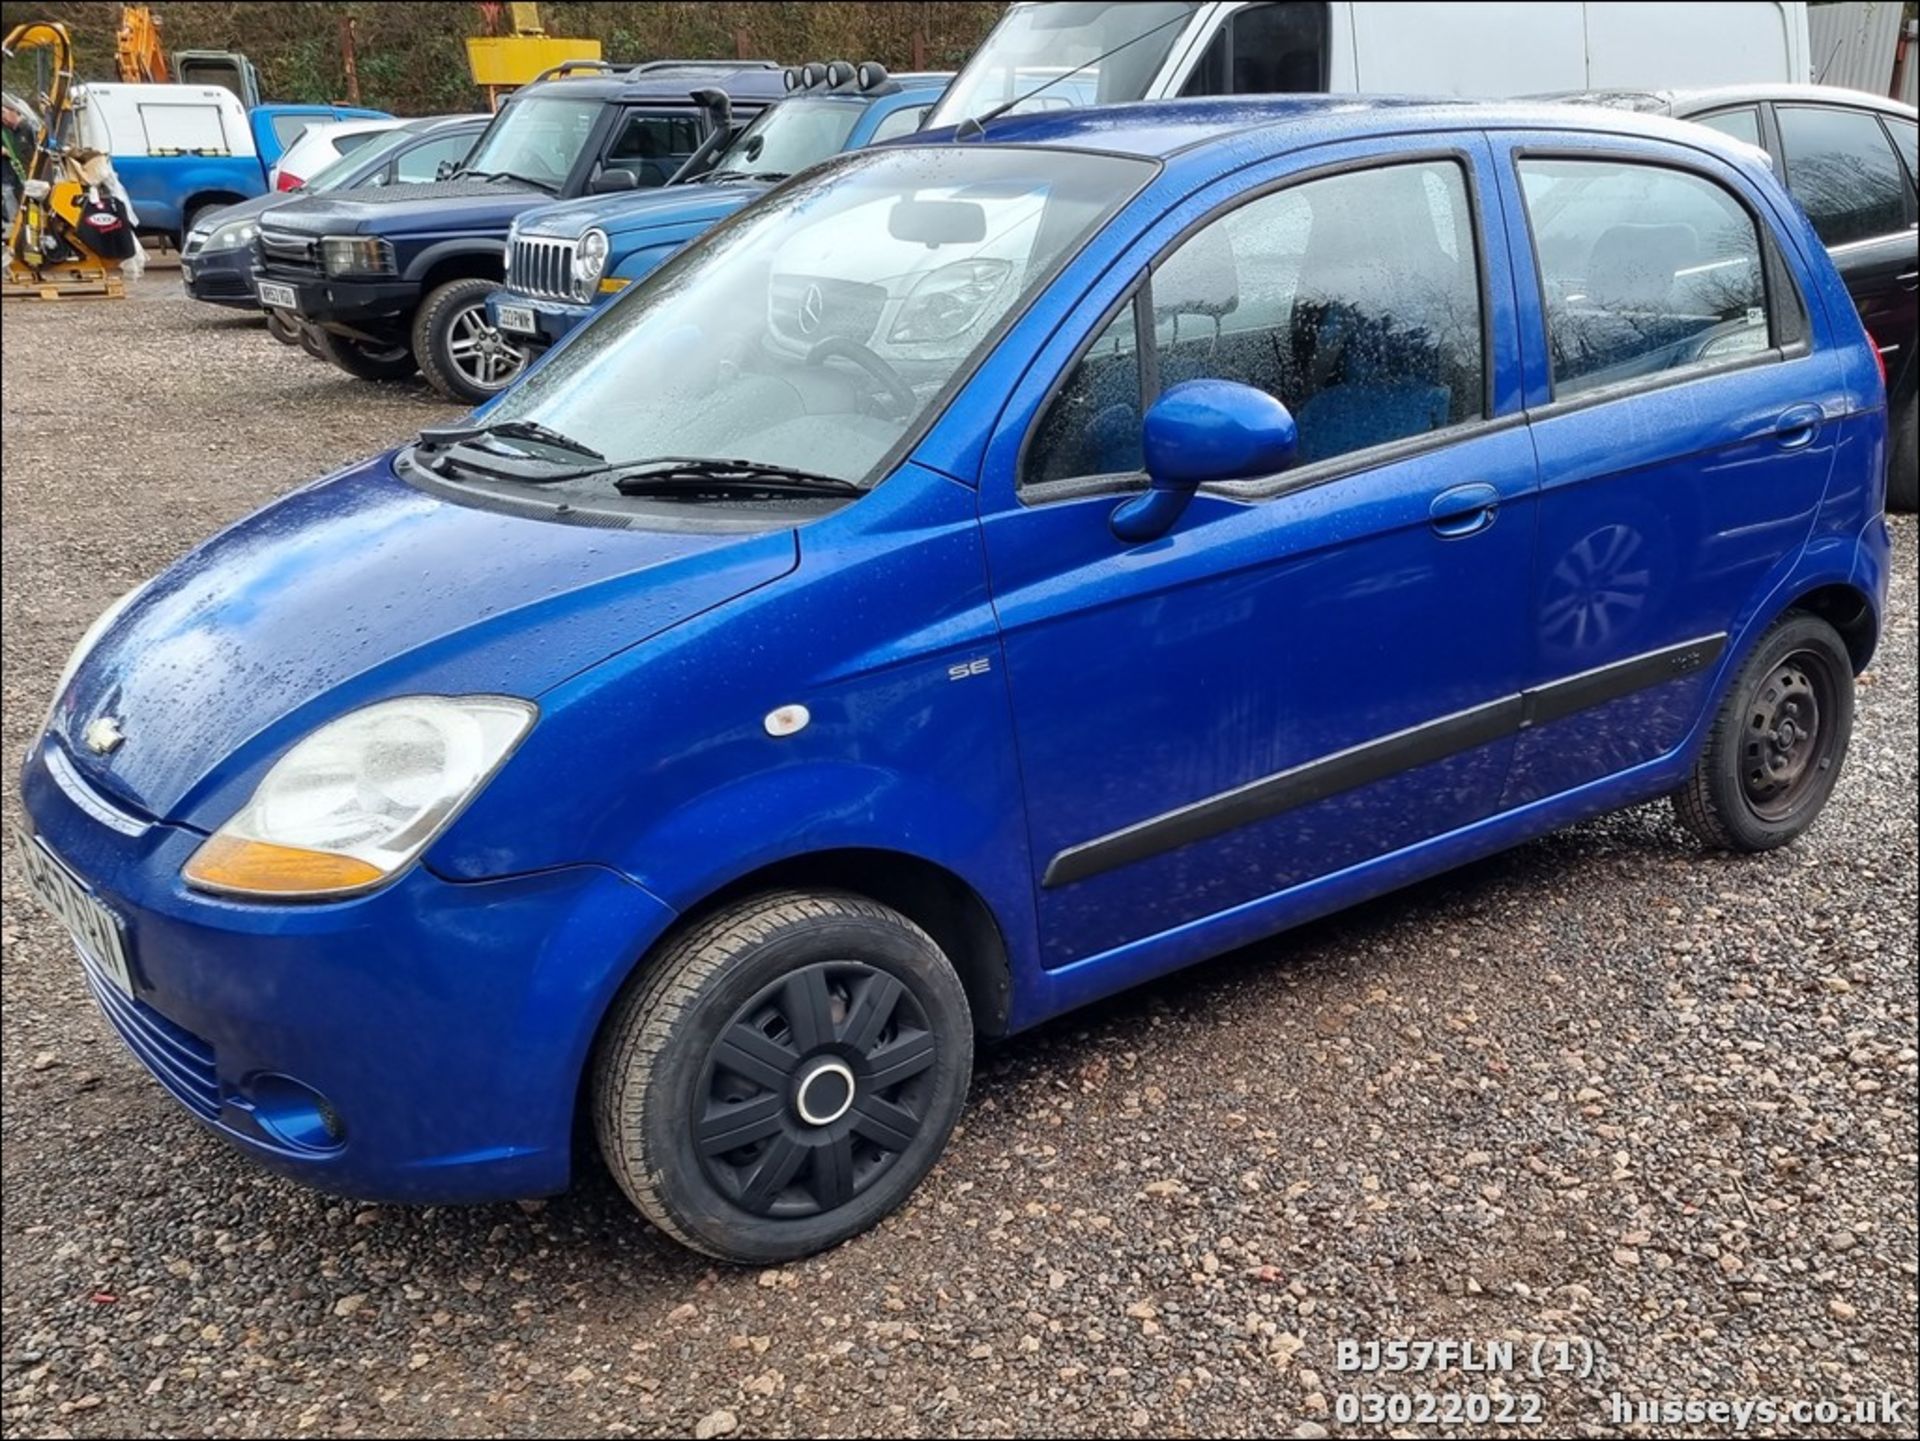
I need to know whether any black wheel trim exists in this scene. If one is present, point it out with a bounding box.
[1741,648,1837,821]
[694,962,938,1220]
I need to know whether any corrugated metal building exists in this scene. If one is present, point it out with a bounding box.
[1806,0,1905,96]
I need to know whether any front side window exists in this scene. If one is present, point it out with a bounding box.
[711,99,861,182]
[867,105,930,146]
[462,95,602,191]
[486,146,1154,485]
[1776,105,1908,247]
[605,109,704,186]
[1180,2,1329,98]
[927,2,1203,128]
[1029,159,1483,484]
[392,132,473,185]
[1519,158,1770,400]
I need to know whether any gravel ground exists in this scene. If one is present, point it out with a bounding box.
[2,271,1916,1439]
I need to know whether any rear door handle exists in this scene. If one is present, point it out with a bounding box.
[1771,403,1825,450]
[1429,483,1501,539]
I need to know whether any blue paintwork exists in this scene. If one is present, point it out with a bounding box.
[112,103,388,237]
[1113,379,1300,540]
[20,97,1890,1206]
[490,81,951,348]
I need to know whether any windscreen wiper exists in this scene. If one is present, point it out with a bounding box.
[612,457,863,499]
[420,419,605,463]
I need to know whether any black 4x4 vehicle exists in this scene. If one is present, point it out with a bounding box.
[252,60,788,403]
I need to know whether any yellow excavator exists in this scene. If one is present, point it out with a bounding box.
[116,4,169,84]
[4,21,131,298]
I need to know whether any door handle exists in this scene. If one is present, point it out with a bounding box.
[1771,403,1824,450]
[1429,483,1501,539]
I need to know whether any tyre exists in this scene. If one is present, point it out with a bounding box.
[312,327,417,382]
[593,890,974,1264]
[265,308,303,347]
[1672,612,1854,852]
[412,278,527,404]
[1887,391,1916,514]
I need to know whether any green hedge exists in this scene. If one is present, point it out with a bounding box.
[6,2,1003,114]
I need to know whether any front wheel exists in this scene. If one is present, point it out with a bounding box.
[311,327,417,382]
[1672,612,1855,852]
[592,891,973,1264]
[412,278,527,404]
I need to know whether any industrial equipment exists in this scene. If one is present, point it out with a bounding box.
[467,2,601,109]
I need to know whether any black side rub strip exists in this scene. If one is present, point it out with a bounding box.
[1042,633,1727,890]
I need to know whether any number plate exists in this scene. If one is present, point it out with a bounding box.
[256,280,299,311]
[496,303,537,336]
[13,826,135,998]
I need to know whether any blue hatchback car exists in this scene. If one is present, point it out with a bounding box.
[18,98,1891,1264]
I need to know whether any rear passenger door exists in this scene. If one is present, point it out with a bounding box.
[1492,132,1849,808]
[1769,103,1918,403]
[977,136,1539,969]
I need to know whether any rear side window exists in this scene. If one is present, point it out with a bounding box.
[1518,158,1771,400]
[1181,2,1329,97]
[1027,158,1484,485]
[1776,105,1908,247]
[1693,108,1760,148]
[333,130,381,156]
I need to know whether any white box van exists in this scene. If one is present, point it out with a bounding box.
[927,2,1812,127]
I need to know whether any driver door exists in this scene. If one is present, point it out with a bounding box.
[976,140,1539,970]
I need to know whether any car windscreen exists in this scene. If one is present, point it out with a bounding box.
[710,98,863,181]
[926,1,1202,129]
[483,145,1155,487]
[462,95,602,190]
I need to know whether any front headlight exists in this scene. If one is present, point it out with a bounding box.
[183,695,536,899]
[888,259,1011,345]
[203,218,260,253]
[319,235,396,278]
[572,227,609,301]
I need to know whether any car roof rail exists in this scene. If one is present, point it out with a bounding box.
[528,58,620,85]
[624,59,780,78]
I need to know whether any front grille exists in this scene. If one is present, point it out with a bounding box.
[81,960,221,1121]
[259,228,321,276]
[509,236,578,301]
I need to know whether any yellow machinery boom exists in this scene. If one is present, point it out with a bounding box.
[116,5,169,83]
[4,21,127,299]
[467,1,601,109]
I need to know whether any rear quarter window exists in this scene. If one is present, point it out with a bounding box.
[1518,157,1776,400]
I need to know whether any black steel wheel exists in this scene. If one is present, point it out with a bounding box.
[593,891,972,1264]
[1674,611,1855,852]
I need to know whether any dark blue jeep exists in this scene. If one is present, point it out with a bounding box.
[250,61,788,403]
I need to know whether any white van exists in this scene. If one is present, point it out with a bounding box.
[927,2,1812,127]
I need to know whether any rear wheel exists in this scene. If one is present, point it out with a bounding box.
[1887,391,1916,513]
[592,891,973,1264]
[1672,612,1854,852]
[412,278,527,404]
[312,327,416,382]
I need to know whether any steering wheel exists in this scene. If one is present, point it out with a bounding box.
[805,336,916,420]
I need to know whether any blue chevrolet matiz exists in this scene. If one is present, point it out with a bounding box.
[19,98,1891,1263]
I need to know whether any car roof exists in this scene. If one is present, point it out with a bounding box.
[524,61,792,105]
[906,94,1758,163]
[1541,83,1919,119]
[398,113,490,134]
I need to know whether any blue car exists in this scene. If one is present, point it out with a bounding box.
[490,65,951,351]
[18,98,1891,1264]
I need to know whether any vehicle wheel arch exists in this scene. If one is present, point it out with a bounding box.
[407,241,507,291]
[1781,581,1878,674]
[182,191,249,232]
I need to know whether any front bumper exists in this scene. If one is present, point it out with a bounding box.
[487,289,595,350]
[17,739,676,1204]
[181,247,259,308]
[252,266,420,332]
